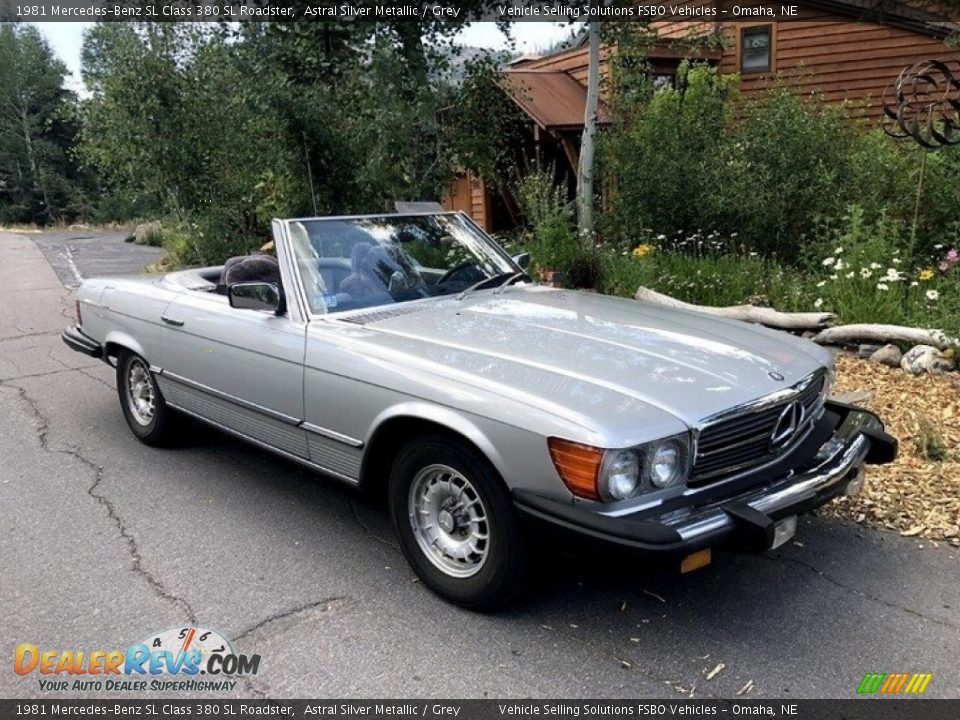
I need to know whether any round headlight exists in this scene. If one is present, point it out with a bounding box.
[598,450,640,500]
[649,441,682,488]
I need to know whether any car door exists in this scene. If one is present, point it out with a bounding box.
[155,290,309,459]
[300,320,384,484]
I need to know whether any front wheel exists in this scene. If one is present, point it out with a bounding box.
[388,436,530,610]
[116,350,176,446]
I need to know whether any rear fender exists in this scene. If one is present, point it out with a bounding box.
[104,331,147,363]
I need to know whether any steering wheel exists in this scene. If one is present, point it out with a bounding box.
[438,261,483,285]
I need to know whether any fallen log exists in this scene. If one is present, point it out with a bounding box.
[633,286,834,331]
[812,324,958,350]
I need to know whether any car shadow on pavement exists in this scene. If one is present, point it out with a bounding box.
[117,412,960,697]
[177,415,910,626]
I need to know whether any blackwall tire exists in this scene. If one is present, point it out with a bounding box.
[389,435,530,610]
[116,350,176,447]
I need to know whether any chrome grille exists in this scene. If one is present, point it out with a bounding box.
[690,373,827,485]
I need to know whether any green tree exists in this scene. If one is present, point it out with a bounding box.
[0,23,82,223]
[77,19,512,261]
[80,24,301,259]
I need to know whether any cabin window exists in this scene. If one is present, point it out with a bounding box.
[740,26,772,73]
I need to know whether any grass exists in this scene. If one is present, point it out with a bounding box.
[602,241,815,312]
[915,419,949,463]
[599,238,959,341]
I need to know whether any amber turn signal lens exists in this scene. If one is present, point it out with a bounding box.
[548,438,603,501]
[680,548,711,574]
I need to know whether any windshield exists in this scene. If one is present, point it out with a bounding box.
[284,213,520,315]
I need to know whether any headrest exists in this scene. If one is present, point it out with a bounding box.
[223,255,281,286]
[364,245,392,274]
[350,242,372,273]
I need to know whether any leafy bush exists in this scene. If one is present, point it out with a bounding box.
[515,168,580,273]
[600,62,960,267]
[846,131,960,258]
[600,63,735,247]
[713,88,853,261]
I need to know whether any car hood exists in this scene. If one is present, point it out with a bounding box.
[341,286,829,435]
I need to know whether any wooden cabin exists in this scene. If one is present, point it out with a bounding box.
[655,0,959,121]
[444,0,959,230]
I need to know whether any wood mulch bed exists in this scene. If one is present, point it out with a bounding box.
[822,355,960,545]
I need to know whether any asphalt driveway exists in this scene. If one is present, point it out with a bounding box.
[0,230,957,699]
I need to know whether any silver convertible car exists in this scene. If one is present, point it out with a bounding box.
[63,212,897,608]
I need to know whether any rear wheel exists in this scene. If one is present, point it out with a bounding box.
[116,350,176,446]
[389,436,530,610]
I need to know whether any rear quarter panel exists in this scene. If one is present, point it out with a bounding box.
[78,277,180,365]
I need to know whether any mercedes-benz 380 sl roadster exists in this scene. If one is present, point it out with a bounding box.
[63,212,897,608]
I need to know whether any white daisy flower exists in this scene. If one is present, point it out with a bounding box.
[860,268,872,278]
[813,298,823,309]
[822,257,836,266]
[877,283,889,291]
[926,289,940,301]
[834,247,844,255]
[816,280,827,288]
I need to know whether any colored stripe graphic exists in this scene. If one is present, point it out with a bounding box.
[858,672,932,694]
[880,673,907,693]
[857,673,886,694]
[908,674,933,694]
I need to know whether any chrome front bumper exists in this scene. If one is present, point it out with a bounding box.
[514,403,897,554]
[670,407,885,543]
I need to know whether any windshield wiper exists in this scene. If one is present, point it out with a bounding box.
[455,272,512,301]
[492,271,527,295]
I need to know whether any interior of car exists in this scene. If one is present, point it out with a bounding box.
[186,215,511,316]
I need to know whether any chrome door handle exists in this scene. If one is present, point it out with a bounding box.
[161,316,185,327]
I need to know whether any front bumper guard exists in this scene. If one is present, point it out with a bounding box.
[515,404,897,555]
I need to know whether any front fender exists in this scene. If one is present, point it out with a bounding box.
[367,401,509,480]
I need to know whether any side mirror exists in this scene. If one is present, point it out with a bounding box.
[512,252,531,270]
[228,282,282,313]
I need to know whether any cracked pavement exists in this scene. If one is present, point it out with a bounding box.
[0,230,958,699]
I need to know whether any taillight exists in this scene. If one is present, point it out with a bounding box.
[75,300,83,326]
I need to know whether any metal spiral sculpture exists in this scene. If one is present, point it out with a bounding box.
[882,59,960,148]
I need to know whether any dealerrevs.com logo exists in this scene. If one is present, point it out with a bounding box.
[14,626,260,692]
[856,672,933,695]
